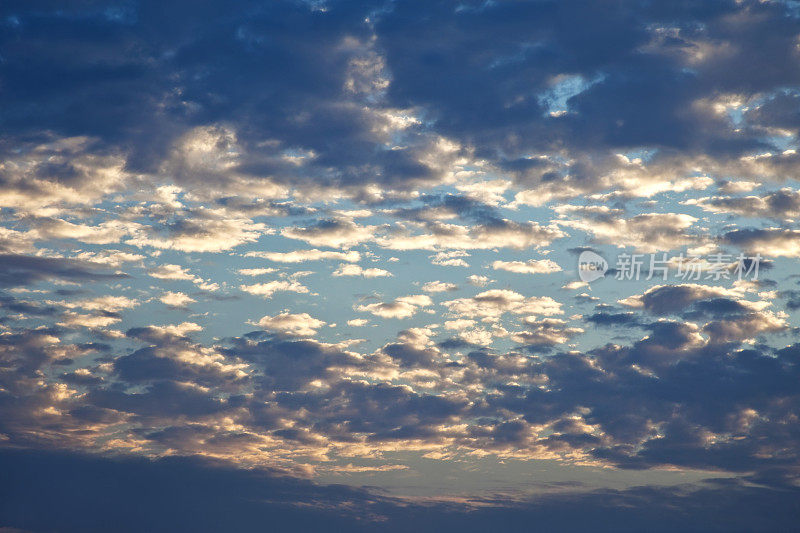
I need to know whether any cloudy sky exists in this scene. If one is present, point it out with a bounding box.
[1,0,800,530]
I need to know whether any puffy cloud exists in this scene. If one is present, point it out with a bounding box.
[70,250,145,268]
[125,323,199,343]
[378,220,564,251]
[723,228,800,258]
[255,312,326,337]
[332,264,392,278]
[0,137,130,216]
[557,206,698,253]
[27,218,136,245]
[149,264,199,281]
[238,268,278,276]
[443,290,563,320]
[245,249,361,263]
[58,311,121,329]
[421,281,458,293]
[241,280,311,299]
[150,264,218,291]
[281,220,377,249]
[113,340,248,390]
[0,254,127,288]
[467,274,492,286]
[702,311,788,344]
[688,188,800,220]
[512,318,583,347]
[127,213,267,253]
[431,251,470,267]
[357,294,432,319]
[54,295,139,313]
[159,291,195,309]
[492,259,561,274]
[620,284,754,315]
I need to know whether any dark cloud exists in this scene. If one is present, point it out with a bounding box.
[221,335,365,390]
[0,254,127,287]
[0,293,58,316]
[3,0,796,197]
[586,311,641,327]
[1,448,799,532]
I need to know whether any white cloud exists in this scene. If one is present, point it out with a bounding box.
[241,280,311,298]
[422,281,458,293]
[160,291,196,308]
[332,264,392,278]
[245,249,361,263]
[492,259,561,274]
[443,290,563,320]
[431,250,470,267]
[557,205,698,253]
[256,312,326,337]
[467,274,492,286]
[357,294,433,319]
[281,220,376,248]
[238,268,278,276]
[378,220,564,251]
[128,211,266,253]
[150,264,219,291]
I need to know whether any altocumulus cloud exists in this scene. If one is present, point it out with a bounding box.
[1,0,800,531]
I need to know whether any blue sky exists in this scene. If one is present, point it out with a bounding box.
[1,0,800,530]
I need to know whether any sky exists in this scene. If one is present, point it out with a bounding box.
[1,0,800,530]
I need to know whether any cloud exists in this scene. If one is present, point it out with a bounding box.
[58,312,121,329]
[150,264,199,281]
[2,0,800,518]
[53,295,139,313]
[238,268,278,276]
[357,294,432,319]
[245,249,361,263]
[3,448,800,532]
[620,284,751,315]
[689,188,800,220]
[127,213,266,253]
[281,220,377,249]
[723,228,800,258]
[379,220,565,251]
[557,207,698,253]
[240,280,311,299]
[126,322,203,342]
[443,290,563,320]
[0,137,130,216]
[0,254,127,288]
[159,292,195,309]
[431,251,470,267]
[27,218,136,245]
[150,264,219,291]
[255,312,326,337]
[512,318,583,347]
[332,264,392,278]
[492,259,562,274]
[467,274,492,286]
[421,281,458,293]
